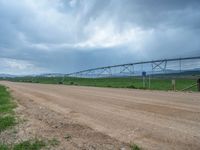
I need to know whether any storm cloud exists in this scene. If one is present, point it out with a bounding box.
[0,0,200,75]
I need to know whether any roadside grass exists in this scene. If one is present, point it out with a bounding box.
[0,116,15,133]
[0,138,62,150]
[4,76,199,91]
[48,138,60,147]
[0,144,9,150]
[0,139,46,150]
[13,139,46,150]
[0,85,16,132]
[130,144,141,150]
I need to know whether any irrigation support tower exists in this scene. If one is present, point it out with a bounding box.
[65,56,200,78]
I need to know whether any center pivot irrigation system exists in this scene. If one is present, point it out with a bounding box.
[66,56,200,78]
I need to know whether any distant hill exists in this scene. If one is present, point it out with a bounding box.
[0,74,17,78]
[38,73,65,77]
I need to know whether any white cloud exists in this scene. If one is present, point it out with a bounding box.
[69,0,77,7]
[0,0,200,74]
[0,58,48,75]
[77,25,140,48]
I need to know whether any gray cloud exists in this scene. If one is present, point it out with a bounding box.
[0,0,200,75]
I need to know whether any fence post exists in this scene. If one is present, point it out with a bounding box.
[172,79,176,91]
[197,79,200,92]
[149,75,151,89]
[142,72,146,88]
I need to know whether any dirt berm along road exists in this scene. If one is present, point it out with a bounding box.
[1,81,200,150]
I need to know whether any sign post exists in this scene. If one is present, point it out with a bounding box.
[197,78,200,92]
[142,72,146,88]
[149,75,151,89]
[172,79,176,91]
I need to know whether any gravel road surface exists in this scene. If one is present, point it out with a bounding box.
[1,81,200,150]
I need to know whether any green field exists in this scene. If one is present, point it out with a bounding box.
[2,76,199,91]
[0,85,16,133]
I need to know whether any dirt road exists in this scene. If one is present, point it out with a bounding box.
[1,81,200,150]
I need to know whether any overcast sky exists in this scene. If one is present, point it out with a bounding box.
[0,0,200,75]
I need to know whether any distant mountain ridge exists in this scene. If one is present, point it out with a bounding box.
[0,74,17,78]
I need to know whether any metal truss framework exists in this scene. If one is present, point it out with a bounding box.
[66,56,200,78]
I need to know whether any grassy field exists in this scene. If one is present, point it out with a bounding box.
[0,85,16,133]
[2,76,199,91]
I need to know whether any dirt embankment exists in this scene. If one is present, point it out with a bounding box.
[1,81,200,150]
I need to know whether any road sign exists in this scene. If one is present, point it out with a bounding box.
[142,71,146,77]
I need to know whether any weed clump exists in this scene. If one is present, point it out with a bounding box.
[130,144,141,150]
[48,138,60,147]
[0,116,16,132]
[13,140,46,150]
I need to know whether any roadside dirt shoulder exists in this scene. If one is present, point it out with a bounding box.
[0,88,130,150]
